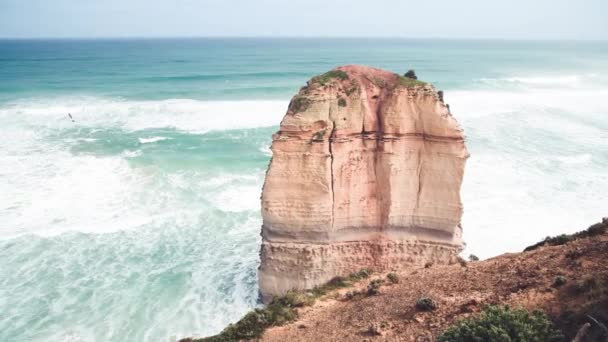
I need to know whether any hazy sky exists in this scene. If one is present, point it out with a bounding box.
[1,0,606,40]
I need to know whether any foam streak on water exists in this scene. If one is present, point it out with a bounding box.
[0,39,607,341]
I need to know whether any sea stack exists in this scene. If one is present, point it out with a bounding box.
[259,65,469,301]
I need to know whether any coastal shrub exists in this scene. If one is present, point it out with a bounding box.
[266,299,298,326]
[310,285,327,297]
[572,274,604,295]
[337,97,347,107]
[437,306,565,342]
[387,272,399,284]
[219,309,270,340]
[195,293,301,341]
[345,84,358,96]
[312,129,326,140]
[367,279,383,296]
[288,95,311,113]
[524,220,608,252]
[415,297,437,311]
[404,69,417,79]
[553,276,567,288]
[371,76,388,88]
[424,262,433,268]
[189,268,376,341]
[312,70,348,86]
[349,268,371,280]
[344,290,362,300]
[274,291,312,308]
[468,254,480,262]
[327,276,349,288]
[366,324,383,336]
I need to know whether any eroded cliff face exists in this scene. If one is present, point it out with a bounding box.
[259,65,469,301]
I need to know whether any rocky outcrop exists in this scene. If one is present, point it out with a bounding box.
[259,65,469,301]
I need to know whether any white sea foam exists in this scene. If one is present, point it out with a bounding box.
[451,84,608,258]
[0,151,155,238]
[258,145,272,157]
[477,73,602,88]
[138,136,170,144]
[446,88,608,119]
[0,97,287,133]
[122,149,143,158]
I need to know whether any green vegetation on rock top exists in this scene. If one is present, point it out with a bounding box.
[396,74,427,88]
[311,70,349,85]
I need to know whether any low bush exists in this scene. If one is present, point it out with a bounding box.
[198,298,299,341]
[415,297,437,311]
[524,220,607,252]
[344,290,362,300]
[468,254,480,262]
[437,306,565,342]
[437,90,444,102]
[367,279,383,296]
[349,268,371,280]
[572,274,604,295]
[312,129,326,140]
[404,69,417,79]
[287,95,311,114]
[553,276,567,288]
[387,272,399,284]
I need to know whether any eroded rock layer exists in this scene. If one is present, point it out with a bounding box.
[259,65,469,301]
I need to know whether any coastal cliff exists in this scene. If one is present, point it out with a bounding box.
[259,65,469,300]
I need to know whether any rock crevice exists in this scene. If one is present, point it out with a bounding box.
[259,65,469,301]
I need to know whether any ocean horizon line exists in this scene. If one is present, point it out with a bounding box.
[1,36,607,43]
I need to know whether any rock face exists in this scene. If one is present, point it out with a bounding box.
[259,65,469,301]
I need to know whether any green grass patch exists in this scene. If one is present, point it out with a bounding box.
[287,95,311,114]
[396,74,427,88]
[192,297,299,342]
[311,70,349,86]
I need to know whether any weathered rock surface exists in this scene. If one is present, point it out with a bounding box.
[259,65,469,301]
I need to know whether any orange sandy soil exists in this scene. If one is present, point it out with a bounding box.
[262,226,608,341]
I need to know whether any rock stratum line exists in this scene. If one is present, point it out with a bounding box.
[259,65,469,301]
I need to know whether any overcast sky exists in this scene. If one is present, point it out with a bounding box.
[0,0,606,40]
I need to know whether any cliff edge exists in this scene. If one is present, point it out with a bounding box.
[259,65,469,301]
[260,219,608,341]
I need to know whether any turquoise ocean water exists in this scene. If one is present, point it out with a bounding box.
[1,38,607,341]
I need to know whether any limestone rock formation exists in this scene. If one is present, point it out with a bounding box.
[259,65,469,301]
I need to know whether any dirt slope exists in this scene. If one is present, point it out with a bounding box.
[262,221,608,341]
